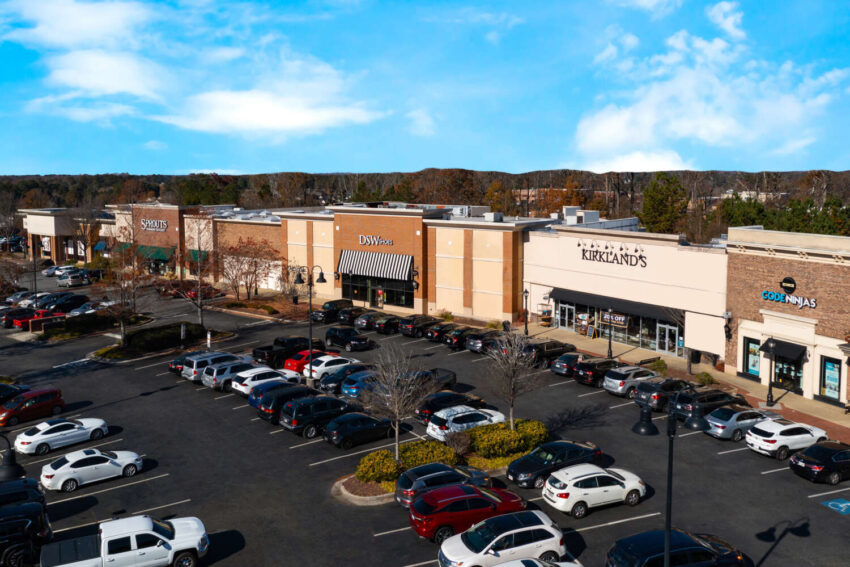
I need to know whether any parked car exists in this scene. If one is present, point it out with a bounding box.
[425,322,460,342]
[16,293,49,308]
[0,478,45,508]
[39,514,208,567]
[605,529,747,567]
[408,368,457,391]
[325,326,373,351]
[14,418,108,456]
[303,354,359,382]
[574,358,626,387]
[201,360,258,391]
[409,484,526,544]
[543,463,645,519]
[324,412,392,449]
[35,292,73,309]
[669,388,749,422]
[184,285,220,299]
[506,440,603,489]
[464,330,503,353]
[0,388,64,427]
[78,268,103,282]
[67,301,103,317]
[1,308,35,328]
[231,368,301,396]
[704,405,781,441]
[337,306,369,325]
[745,418,827,460]
[426,405,505,442]
[180,352,239,382]
[373,315,401,334]
[279,395,352,438]
[41,448,144,492]
[415,392,487,424]
[399,315,440,337]
[353,310,383,330]
[319,364,374,395]
[0,501,52,567]
[602,366,661,398]
[13,309,53,329]
[283,350,333,374]
[310,299,353,323]
[340,370,378,399]
[395,462,492,508]
[56,274,90,288]
[48,294,89,313]
[256,386,317,425]
[633,378,697,412]
[248,381,294,409]
[437,510,567,567]
[524,339,576,367]
[5,291,31,305]
[252,336,324,368]
[0,383,30,405]
[167,350,204,374]
[789,440,850,485]
[443,326,475,349]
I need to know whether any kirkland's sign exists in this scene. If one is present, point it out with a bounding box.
[359,234,394,246]
[581,249,647,268]
[141,219,168,232]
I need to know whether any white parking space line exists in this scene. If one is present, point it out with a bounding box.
[380,336,403,341]
[447,350,470,356]
[175,379,183,384]
[760,467,789,475]
[52,359,90,369]
[133,498,192,515]
[472,357,490,363]
[807,486,850,499]
[609,402,633,409]
[23,439,125,466]
[310,438,418,466]
[652,416,667,421]
[155,372,169,377]
[244,320,273,327]
[50,473,170,505]
[409,338,429,343]
[270,429,286,435]
[575,512,661,533]
[577,390,606,398]
[678,431,704,438]
[214,393,234,400]
[718,447,749,455]
[548,380,574,387]
[399,561,437,567]
[229,340,260,350]
[290,439,324,449]
[136,360,168,371]
[10,414,81,434]
[424,345,443,350]
[251,417,261,421]
[54,499,192,534]
[531,369,550,376]
[528,496,544,502]
[374,526,411,537]
[195,387,206,391]
[232,404,249,410]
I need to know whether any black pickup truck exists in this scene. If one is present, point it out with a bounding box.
[252,336,324,368]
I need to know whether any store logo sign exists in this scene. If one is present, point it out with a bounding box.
[779,277,797,294]
[359,234,393,246]
[761,290,817,309]
[141,219,168,232]
[581,249,647,268]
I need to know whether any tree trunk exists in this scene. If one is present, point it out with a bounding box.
[119,318,127,348]
[508,404,515,431]
[197,300,204,327]
[394,420,400,461]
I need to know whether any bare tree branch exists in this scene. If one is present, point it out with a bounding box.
[485,332,540,431]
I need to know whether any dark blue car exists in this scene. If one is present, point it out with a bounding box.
[248,381,293,408]
[340,370,378,399]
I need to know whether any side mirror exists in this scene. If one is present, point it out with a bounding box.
[156,540,164,547]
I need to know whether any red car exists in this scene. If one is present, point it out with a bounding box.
[408,484,526,544]
[13,309,58,329]
[184,286,221,300]
[283,350,335,373]
[0,388,65,427]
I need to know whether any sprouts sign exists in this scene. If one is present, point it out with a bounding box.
[141,219,168,232]
[762,278,817,309]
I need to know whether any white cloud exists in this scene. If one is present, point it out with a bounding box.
[609,0,682,18]
[621,33,640,51]
[143,140,167,150]
[594,28,640,66]
[771,137,816,156]
[25,95,135,122]
[583,150,693,173]
[45,50,165,99]
[594,44,618,65]
[425,8,524,43]
[179,168,245,175]
[706,2,745,41]
[406,108,435,137]
[203,46,246,64]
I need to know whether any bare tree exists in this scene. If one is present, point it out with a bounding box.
[219,237,278,300]
[66,196,104,263]
[361,344,437,460]
[485,332,540,430]
[183,210,216,326]
[0,191,18,251]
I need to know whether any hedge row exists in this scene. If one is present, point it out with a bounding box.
[467,420,549,458]
[124,322,205,352]
[354,440,456,483]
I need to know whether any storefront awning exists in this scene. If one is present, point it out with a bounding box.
[549,287,683,323]
[188,249,209,263]
[115,242,132,252]
[337,249,413,281]
[760,339,807,361]
[136,245,175,262]
[93,241,107,251]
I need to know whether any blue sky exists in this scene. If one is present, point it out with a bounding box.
[0,0,848,175]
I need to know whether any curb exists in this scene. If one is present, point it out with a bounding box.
[331,475,394,506]
[85,330,238,365]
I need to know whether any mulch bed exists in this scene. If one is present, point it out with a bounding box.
[342,475,387,497]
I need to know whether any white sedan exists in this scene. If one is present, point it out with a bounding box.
[232,368,302,396]
[18,292,50,308]
[303,355,360,380]
[745,418,828,460]
[426,405,505,442]
[41,448,144,493]
[542,463,645,519]
[15,418,108,456]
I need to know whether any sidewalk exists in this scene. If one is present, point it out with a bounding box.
[525,322,850,443]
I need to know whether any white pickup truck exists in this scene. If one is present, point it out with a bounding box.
[40,515,209,567]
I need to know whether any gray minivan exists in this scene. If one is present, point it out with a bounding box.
[181,351,239,382]
[201,360,257,391]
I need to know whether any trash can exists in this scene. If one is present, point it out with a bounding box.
[292,295,299,305]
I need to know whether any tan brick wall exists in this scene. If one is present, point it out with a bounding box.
[216,221,283,253]
[463,230,472,309]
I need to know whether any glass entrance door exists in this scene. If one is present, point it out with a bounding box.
[657,323,678,355]
[558,304,575,330]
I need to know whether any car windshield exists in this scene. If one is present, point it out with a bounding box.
[429,415,447,428]
[3,396,24,410]
[710,407,736,421]
[528,447,556,463]
[750,426,773,438]
[23,427,40,437]
[606,470,626,481]
[101,450,117,459]
[151,518,175,540]
[461,522,497,553]
[50,457,68,470]
[478,487,502,503]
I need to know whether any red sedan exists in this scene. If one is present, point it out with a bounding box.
[408,484,526,544]
[283,350,334,373]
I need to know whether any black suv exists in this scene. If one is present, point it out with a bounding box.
[506,440,602,489]
[425,322,459,342]
[414,391,487,423]
[252,336,324,368]
[394,463,491,508]
[574,358,625,387]
[278,395,352,438]
[337,306,369,325]
[0,502,53,567]
[523,339,575,367]
[374,315,401,334]
[669,388,749,421]
[399,315,440,337]
[0,479,44,508]
[48,295,88,313]
[325,326,373,351]
[634,378,696,412]
[606,529,747,567]
[310,299,353,323]
[257,386,318,425]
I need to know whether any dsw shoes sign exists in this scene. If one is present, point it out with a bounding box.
[359,234,393,246]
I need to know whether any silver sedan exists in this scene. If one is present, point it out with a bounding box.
[705,404,781,441]
[14,418,108,455]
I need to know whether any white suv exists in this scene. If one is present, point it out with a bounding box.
[303,355,359,380]
[426,405,505,442]
[745,418,827,460]
[231,368,302,396]
[438,510,569,567]
[542,463,645,519]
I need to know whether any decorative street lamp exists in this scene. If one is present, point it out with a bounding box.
[293,266,327,387]
[607,307,613,359]
[632,405,709,567]
[522,289,529,336]
[765,337,777,406]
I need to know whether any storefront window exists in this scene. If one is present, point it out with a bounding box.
[575,304,590,335]
[743,338,761,377]
[641,317,657,350]
[820,356,842,401]
[626,316,641,347]
[341,274,413,308]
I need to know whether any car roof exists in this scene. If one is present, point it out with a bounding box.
[185,351,227,361]
[615,529,698,556]
[60,448,101,461]
[314,355,341,364]
[813,440,850,451]
[755,418,800,431]
[432,405,476,418]
[482,511,545,533]
[610,365,641,373]
[407,462,454,479]
[17,388,59,399]
[542,439,595,451]
[99,515,154,538]
[421,483,478,504]
[551,463,606,481]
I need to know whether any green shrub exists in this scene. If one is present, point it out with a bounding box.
[63,313,116,334]
[438,311,454,321]
[515,419,549,447]
[467,420,550,458]
[259,305,279,315]
[125,322,205,352]
[486,320,501,329]
[399,440,457,468]
[355,450,401,483]
[85,255,111,271]
[648,359,668,376]
[695,371,717,386]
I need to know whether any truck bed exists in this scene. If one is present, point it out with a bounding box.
[41,535,100,567]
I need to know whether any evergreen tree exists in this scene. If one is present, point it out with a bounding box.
[637,172,688,233]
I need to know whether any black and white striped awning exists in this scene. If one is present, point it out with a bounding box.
[337,249,413,281]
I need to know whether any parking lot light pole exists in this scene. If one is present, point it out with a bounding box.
[632,406,709,567]
[294,266,327,387]
[765,338,776,406]
[523,289,529,336]
[607,307,613,359]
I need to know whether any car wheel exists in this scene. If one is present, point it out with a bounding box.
[223,381,232,393]
[62,479,78,493]
[539,551,560,562]
[345,344,352,352]
[6,416,18,427]
[35,444,50,456]
[172,551,197,567]
[90,429,104,441]
[303,424,319,439]
[625,489,641,506]
[341,438,353,450]
[731,429,743,442]
[415,329,423,338]
[571,501,588,519]
[818,437,827,443]
[433,526,455,545]
[776,446,790,460]
[2,544,26,567]
[627,388,636,400]
[828,472,841,486]
[533,476,546,489]
[122,464,138,477]
[52,406,62,416]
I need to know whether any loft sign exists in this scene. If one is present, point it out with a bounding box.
[581,249,647,268]
[141,219,168,232]
[359,234,393,246]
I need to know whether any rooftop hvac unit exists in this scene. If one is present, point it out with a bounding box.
[483,212,503,222]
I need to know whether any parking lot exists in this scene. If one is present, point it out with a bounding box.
[1,310,847,566]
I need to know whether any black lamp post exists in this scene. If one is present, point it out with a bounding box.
[765,337,776,407]
[293,266,327,387]
[0,434,26,482]
[348,270,353,304]
[522,289,529,336]
[632,406,709,567]
[607,307,613,359]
